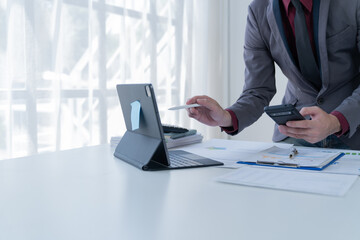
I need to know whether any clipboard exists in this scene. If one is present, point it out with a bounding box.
[236,146,345,171]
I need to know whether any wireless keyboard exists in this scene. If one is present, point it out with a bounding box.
[162,124,189,133]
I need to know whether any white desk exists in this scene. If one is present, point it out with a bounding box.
[1,143,360,240]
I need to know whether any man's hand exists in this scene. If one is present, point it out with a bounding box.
[186,95,232,127]
[278,106,341,143]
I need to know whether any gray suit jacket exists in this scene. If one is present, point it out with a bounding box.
[227,0,360,149]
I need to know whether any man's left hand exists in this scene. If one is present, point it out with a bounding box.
[278,106,341,143]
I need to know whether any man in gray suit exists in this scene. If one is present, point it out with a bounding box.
[187,0,360,150]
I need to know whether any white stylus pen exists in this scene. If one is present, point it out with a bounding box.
[168,103,201,110]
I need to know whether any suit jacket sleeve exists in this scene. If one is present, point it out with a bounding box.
[227,5,276,133]
[333,1,360,138]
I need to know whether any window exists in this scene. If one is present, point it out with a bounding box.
[0,0,188,160]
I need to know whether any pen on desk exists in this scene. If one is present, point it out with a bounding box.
[289,147,298,159]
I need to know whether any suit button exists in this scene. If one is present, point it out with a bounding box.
[317,98,324,105]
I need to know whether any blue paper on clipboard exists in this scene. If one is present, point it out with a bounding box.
[237,146,344,171]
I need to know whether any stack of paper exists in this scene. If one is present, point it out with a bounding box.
[110,136,122,148]
[165,133,203,148]
[110,134,203,149]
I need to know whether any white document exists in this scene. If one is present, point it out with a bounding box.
[178,139,293,168]
[322,151,360,175]
[216,166,358,196]
[175,139,360,173]
[280,147,360,175]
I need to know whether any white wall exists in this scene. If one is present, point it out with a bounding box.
[227,0,287,143]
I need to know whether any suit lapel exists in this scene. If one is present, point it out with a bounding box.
[270,0,295,64]
[313,0,321,68]
[269,0,321,68]
[317,0,330,94]
[268,0,305,83]
[268,0,329,94]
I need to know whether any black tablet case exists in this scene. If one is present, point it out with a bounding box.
[114,84,169,170]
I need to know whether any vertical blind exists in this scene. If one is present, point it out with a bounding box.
[0,0,229,160]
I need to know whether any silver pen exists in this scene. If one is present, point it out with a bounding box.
[289,147,298,159]
[168,103,201,110]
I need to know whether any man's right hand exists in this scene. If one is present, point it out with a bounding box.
[186,95,233,127]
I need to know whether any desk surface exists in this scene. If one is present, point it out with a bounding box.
[1,143,360,240]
